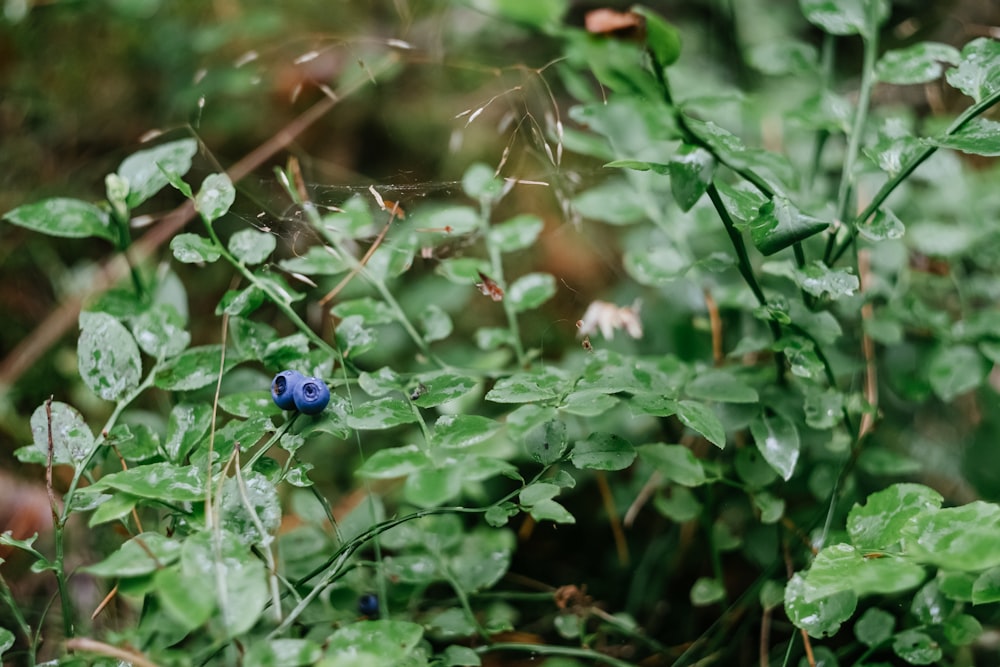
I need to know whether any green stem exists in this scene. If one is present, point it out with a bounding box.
[0,570,36,666]
[487,239,527,367]
[828,77,1000,265]
[476,643,638,667]
[823,29,878,267]
[240,415,298,473]
[60,368,160,524]
[202,220,342,363]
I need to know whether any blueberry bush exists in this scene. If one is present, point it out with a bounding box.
[5,1,1000,666]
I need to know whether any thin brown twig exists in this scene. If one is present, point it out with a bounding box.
[594,471,629,566]
[90,583,118,621]
[44,396,58,524]
[317,219,392,306]
[857,249,878,440]
[0,62,391,387]
[66,637,162,667]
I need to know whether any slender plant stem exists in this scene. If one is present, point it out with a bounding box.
[0,570,36,665]
[828,77,1000,265]
[822,27,878,266]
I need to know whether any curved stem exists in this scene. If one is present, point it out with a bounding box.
[829,85,1000,265]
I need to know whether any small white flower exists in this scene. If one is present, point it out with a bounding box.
[576,300,643,340]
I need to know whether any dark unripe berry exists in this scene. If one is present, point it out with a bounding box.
[358,593,379,617]
[271,370,305,410]
[293,376,330,415]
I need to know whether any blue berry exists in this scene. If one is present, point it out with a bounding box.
[293,376,330,415]
[271,370,305,410]
[358,593,379,617]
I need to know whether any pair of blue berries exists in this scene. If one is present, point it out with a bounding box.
[271,370,330,415]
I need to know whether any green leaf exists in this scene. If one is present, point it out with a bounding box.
[508,272,556,312]
[228,228,276,265]
[559,390,619,417]
[323,620,424,666]
[78,311,142,401]
[82,533,181,577]
[358,366,404,397]
[420,304,453,342]
[799,0,889,39]
[632,5,682,68]
[0,627,14,658]
[24,401,95,466]
[336,315,377,358]
[669,144,715,211]
[892,629,942,665]
[847,483,943,551]
[195,173,235,223]
[463,0,567,31]
[972,567,1000,604]
[624,241,689,285]
[220,472,281,547]
[928,117,1000,157]
[570,432,636,471]
[278,245,349,276]
[155,344,235,391]
[519,482,561,507]
[170,232,221,263]
[524,419,568,465]
[434,415,501,449]
[676,400,726,448]
[181,530,268,638]
[529,498,576,524]
[684,369,758,403]
[858,207,905,241]
[928,344,987,401]
[753,491,785,524]
[441,644,481,667]
[790,261,859,299]
[2,197,116,242]
[412,371,478,408]
[154,564,215,633]
[489,214,544,252]
[217,285,265,318]
[803,543,926,600]
[462,162,503,201]
[943,614,983,646]
[97,462,205,502]
[572,179,646,225]
[854,607,895,647]
[119,138,198,208]
[751,196,830,256]
[638,443,706,486]
[905,501,1000,571]
[357,445,430,479]
[132,303,189,359]
[486,368,566,403]
[749,412,800,481]
[785,573,858,638]
[347,397,418,430]
[243,638,324,667]
[332,297,396,326]
[945,37,1000,103]
[88,492,139,527]
[164,402,212,462]
[877,42,960,84]
[690,577,726,606]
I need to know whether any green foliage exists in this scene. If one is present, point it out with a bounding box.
[6,2,1000,666]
